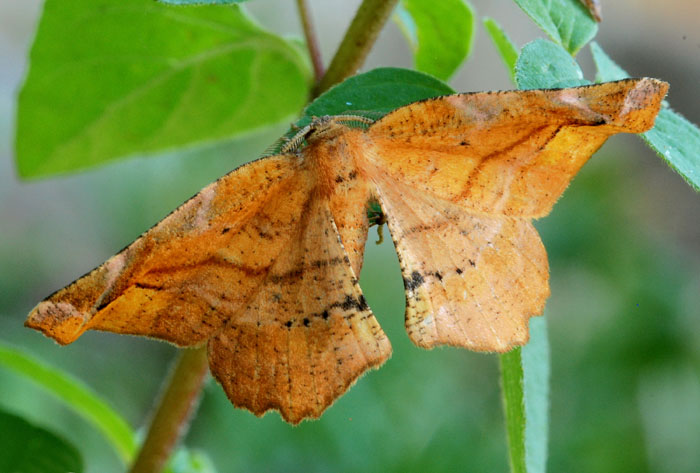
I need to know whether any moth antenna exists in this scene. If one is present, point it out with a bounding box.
[280,123,314,153]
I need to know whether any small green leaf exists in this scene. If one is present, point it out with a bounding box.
[15,1,311,178]
[396,0,476,80]
[500,317,550,473]
[591,42,700,191]
[590,42,628,82]
[515,39,589,90]
[305,67,454,118]
[483,17,519,80]
[0,408,83,473]
[158,0,246,4]
[512,0,597,55]
[0,344,136,463]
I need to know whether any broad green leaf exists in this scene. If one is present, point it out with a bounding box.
[499,317,550,473]
[483,17,519,80]
[591,42,700,191]
[0,344,136,463]
[0,408,83,473]
[16,1,311,178]
[500,348,526,473]
[159,0,246,4]
[515,39,589,90]
[396,0,476,80]
[522,317,550,473]
[512,0,597,55]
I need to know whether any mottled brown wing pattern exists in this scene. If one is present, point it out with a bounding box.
[27,151,390,423]
[373,176,548,351]
[26,155,300,345]
[364,78,667,352]
[208,191,390,423]
[25,78,669,422]
[367,79,668,217]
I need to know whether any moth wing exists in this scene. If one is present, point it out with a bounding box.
[367,78,668,218]
[26,155,304,346]
[208,189,391,424]
[27,153,390,423]
[374,176,548,352]
[364,79,666,351]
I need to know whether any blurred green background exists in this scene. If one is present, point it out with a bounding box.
[1,0,699,472]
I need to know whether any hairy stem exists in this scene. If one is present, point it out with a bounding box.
[296,0,325,82]
[128,347,209,473]
[315,0,400,96]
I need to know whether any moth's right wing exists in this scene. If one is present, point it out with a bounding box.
[366,78,668,218]
[363,79,667,352]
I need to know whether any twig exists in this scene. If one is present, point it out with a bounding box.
[296,0,325,82]
[128,347,209,473]
[314,0,400,97]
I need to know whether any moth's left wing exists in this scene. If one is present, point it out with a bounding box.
[209,190,390,424]
[26,154,303,346]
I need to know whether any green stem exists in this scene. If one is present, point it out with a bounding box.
[314,0,400,96]
[296,0,325,82]
[128,347,209,473]
[500,348,527,473]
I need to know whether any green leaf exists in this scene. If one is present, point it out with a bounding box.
[643,110,700,192]
[589,42,627,82]
[515,39,589,90]
[396,0,476,80]
[305,67,454,118]
[483,17,519,80]
[512,0,597,55]
[0,344,136,463]
[269,67,454,153]
[591,42,700,191]
[499,317,550,473]
[0,408,83,473]
[15,1,311,178]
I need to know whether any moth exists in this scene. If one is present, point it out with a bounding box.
[26,78,668,424]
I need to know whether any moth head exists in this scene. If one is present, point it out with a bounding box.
[282,115,375,154]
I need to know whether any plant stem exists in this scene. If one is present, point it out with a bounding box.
[500,348,527,473]
[314,0,400,96]
[128,346,209,473]
[296,0,325,82]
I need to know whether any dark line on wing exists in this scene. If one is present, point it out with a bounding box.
[455,125,550,202]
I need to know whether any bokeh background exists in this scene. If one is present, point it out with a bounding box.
[1,0,699,471]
